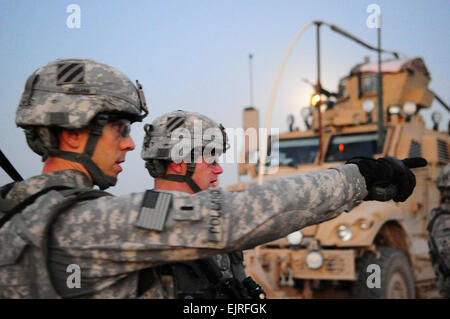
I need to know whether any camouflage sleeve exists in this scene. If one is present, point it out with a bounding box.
[50,164,367,269]
[225,164,367,250]
[172,163,367,251]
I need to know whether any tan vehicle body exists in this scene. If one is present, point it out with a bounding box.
[228,57,449,298]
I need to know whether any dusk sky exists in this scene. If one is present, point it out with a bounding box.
[0,0,448,194]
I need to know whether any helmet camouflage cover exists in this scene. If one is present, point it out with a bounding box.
[14,58,148,190]
[16,58,148,129]
[141,110,228,163]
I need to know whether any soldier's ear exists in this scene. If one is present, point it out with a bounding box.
[59,128,89,151]
[167,161,187,175]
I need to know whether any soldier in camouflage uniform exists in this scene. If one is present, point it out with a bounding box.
[0,58,425,299]
[428,164,450,298]
[139,110,264,298]
[0,58,148,298]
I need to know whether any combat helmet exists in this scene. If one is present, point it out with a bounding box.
[16,58,148,189]
[141,110,228,193]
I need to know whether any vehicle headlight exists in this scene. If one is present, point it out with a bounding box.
[305,251,324,270]
[362,99,375,113]
[403,101,417,116]
[287,230,303,246]
[337,224,353,241]
[387,105,401,115]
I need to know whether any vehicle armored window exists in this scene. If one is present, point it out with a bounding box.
[270,136,319,167]
[338,79,347,99]
[324,131,383,162]
[362,74,377,94]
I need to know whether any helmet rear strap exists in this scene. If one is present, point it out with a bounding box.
[156,162,202,193]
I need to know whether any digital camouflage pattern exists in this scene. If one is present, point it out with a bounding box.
[1,165,367,298]
[428,164,450,298]
[427,205,450,297]
[1,164,365,298]
[141,110,227,162]
[4,170,92,204]
[14,58,148,190]
[436,164,450,188]
[0,170,93,298]
[16,58,147,129]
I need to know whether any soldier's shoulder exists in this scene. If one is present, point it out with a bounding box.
[70,191,146,212]
[50,191,147,244]
[4,170,91,202]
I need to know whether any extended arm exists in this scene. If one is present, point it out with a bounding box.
[50,164,366,268]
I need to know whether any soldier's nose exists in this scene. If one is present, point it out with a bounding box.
[121,136,135,151]
[213,163,223,175]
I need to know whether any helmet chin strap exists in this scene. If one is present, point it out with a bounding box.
[47,149,117,190]
[47,114,117,190]
[157,162,202,193]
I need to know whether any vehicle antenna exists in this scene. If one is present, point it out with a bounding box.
[249,53,254,107]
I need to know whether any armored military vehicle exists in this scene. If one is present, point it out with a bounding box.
[229,56,449,299]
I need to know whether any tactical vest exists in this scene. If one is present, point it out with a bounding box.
[0,184,110,298]
[137,251,264,299]
[427,203,450,297]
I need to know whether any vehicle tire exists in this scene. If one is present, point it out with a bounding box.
[351,246,415,299]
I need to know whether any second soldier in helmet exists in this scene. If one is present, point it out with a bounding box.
[140,110,264,298]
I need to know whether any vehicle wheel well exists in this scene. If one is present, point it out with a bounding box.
[374,221,411,262]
